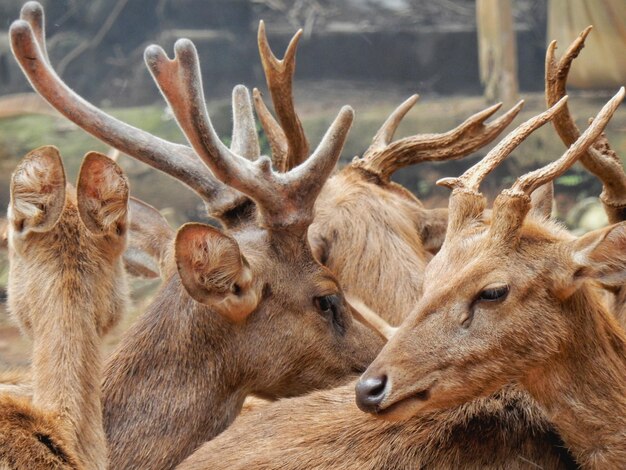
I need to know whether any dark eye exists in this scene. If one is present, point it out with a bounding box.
[477,284,509,302]
[315,294,346,335]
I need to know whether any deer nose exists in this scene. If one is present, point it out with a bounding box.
[355,374,388,413]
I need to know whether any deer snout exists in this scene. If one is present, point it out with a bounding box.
[355,374,388,413]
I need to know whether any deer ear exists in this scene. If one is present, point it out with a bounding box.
[9,145,66,235]
[124,197,174,278]
[529,182,554,219]
[77,152,129,235]
[175,223,259,322]
[418,208,448,254]
[563,222,626,291]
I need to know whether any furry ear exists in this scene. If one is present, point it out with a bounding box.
[418,208,448,254]
[77,152,129,235]
[529,182,554,219]
[559,222,626,294]
[124,197,174,278]
[9,145,66,235]
[175,223,259,322]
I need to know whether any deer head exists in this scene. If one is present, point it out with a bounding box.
[253,22,524,325]
[7,146,129,337]
[354,88,625,420]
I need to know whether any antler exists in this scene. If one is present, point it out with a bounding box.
[145,39,353,232]
[490,88,625,240]
[510,88,625,197]
[254,21,309,172]
[546,26,626,222]
[437,97,568,193]
[231,85,261,160]
[9,2,254,225]
[353,98,525,183]
[437,97,568,238]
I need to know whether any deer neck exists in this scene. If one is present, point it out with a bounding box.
[29,259,109,470]
[103,275,251,470]
[523,288,626,468]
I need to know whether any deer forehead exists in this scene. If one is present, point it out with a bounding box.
[233,227,336,290]
[424,220,566,294]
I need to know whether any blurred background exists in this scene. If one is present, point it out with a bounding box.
[0,0,624,365]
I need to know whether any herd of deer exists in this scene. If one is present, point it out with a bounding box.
[0,2,624,469]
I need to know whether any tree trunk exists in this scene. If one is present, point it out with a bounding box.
[476,0,519,105]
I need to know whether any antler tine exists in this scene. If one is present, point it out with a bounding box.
[359,100,524,182]
[10,3,240,213]
[231,85,260,160]
[19,2,49,64]
[546,26,626,222]
[363,94,420,159]
[146,38,354,231]
[437,97,568,193]
[511,87,625,196]
[257,20,309,172]
[252,88,288,169]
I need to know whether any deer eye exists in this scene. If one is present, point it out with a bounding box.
[477,284,509,302]
[315,294,346,335]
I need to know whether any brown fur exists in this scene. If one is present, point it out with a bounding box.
[310,167,445,326]
[179,191,574,469]
[180,383,573,470]
[102,226,383,470]
[5,147,129,469]
[0,395,81,469]
[364,206,626,468]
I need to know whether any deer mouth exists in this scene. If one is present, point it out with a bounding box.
[374,381,436,420]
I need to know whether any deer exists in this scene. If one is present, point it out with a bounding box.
[355,87,626,468]
[253,21,525,325]
[176,100,584,470]
[10,3,384,469]
[2,145,130,469]
[546,26,626,324]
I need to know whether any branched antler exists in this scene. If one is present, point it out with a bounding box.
[437,97,568,193]
[510,88,625,197]
[437,97,568,239]
[10,1,252,224]
[353,98,524,183]
[546,26,626,222]
[145,39,353,232]
[487,88,625,241]
[254,21,309,172]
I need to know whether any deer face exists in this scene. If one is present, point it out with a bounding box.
[175,222,384,397]
[8,147,129,337]
[354,87,626,421]
[357,215,626,420]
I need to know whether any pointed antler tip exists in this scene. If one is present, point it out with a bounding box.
[9,19,31,38]
[436,177,458,189]
[174,38,196,55]
[21,1,43,17]
[233,84,249,95]
[340,105,355,118]
[143,44,171,72]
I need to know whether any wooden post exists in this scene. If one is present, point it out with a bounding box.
[476,0,519,105]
